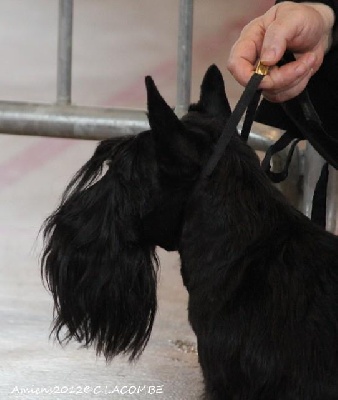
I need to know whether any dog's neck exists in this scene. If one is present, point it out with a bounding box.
[179,137,294,288]
[216,137,288,232]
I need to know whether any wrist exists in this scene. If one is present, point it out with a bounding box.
[305,3,335,29]
[303,3,335,50]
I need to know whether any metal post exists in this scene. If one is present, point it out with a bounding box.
[302,143,337,233]
[302,144,325,219]
[327,166,338,233]
[176,0,194,117]
[57,0,73,105]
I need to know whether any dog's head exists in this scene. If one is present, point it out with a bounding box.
[42,65,231,361]
[142,65,231,250]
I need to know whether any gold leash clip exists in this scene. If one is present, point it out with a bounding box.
[255,61,269,76]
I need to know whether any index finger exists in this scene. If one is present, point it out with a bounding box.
[227,38,259,86]
[227,18,267,86]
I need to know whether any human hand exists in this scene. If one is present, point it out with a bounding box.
[227,1,335,102]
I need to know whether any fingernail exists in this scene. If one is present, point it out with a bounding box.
[261,49,276,63]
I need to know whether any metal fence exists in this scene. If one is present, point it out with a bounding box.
[0,0,336,232]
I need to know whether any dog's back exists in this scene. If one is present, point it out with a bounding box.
[180,131,338,400]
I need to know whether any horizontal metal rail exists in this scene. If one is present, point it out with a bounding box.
[0,104,283,147]
[0,102,301,208]
[0,102,149,140]
[0,102,284,145]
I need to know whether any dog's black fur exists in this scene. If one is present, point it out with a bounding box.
[42,66,338,399]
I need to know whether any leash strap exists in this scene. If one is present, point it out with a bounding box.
[272,51,338,170]
[261,131,301,183]
[280,92,338,170]
[199,56,331,229]
[241,88,262,142]
[311,162,329,228]
[200,71,265,179]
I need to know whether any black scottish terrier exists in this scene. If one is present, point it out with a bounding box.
[42,66,338,399]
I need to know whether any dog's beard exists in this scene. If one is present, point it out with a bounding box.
[42,136,160,361]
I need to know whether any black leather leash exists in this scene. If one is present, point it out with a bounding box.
[259,52,337,229]
[199,60,301,183]
[311,162,329,227]
[200,56,333,229]
[261,131,301,183]
[200,62,268,180]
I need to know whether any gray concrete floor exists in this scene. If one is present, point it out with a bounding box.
[0,1,275,399]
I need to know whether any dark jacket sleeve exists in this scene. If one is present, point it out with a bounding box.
[256,0,338,140]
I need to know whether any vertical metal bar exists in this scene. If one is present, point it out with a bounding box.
[57,0,73,105]
[176,0,194,117]
[326,166,338,233]
[302,144,325,218]
[302,143,337,233]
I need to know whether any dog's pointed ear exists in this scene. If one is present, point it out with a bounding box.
[145,76,200,176]
[145,76,184,135]
[197,64,232,119]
